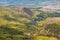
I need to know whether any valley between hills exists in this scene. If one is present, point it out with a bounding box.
[0,6,60,40]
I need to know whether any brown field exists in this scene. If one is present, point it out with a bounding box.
[46,17,60,24]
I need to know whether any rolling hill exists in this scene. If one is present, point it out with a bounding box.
[0,6,60,40]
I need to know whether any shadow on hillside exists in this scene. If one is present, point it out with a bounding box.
[0,26,24,35]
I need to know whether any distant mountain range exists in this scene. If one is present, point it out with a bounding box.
[0,6,60,18]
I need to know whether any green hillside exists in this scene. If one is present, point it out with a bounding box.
[0,6,60,40]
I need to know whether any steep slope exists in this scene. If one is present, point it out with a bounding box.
[0,6,33,40]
